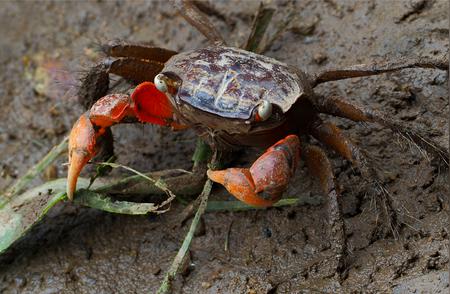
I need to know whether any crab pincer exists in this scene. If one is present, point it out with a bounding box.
[67,82,184,200]
[207,135,301,207]
[67,93,134,200]
[67,114,98,200]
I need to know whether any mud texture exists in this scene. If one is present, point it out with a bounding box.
[0,1,448,293]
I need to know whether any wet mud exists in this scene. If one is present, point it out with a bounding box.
[0,1,448,293]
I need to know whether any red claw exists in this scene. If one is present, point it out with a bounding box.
[131,82,187,130]
[67,113,98,200]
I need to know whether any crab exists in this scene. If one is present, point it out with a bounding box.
[67,0,448,272]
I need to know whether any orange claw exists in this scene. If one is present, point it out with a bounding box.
[67,94,134,200]
[66,83,187,200]
[207,135,301,207]
[207,168,275,207]
[67,113,98,200]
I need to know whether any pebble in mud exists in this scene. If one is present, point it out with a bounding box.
[14,276,27,288]
[312,52,328,65]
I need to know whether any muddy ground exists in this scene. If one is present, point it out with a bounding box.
[0,0,448,293]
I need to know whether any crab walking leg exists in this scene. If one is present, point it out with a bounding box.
[310,55,448,87]
[312,95,448,164]
[78,58,165,109]
[309,119,399,235]
[207,135,301,207]
[303,144,347,273]
[308,118,372,177]
[171,0,226,46]
[67,82,186,200]
[100,40,177,63]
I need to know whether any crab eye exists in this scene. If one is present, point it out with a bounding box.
[154,74,168,92]
[256,100,272,121]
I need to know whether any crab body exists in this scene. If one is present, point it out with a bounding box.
[162,46,315,148]
[165,46,305,119]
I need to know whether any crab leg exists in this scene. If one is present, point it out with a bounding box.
[67,82,186,200]
[100,40,177,62]
[312,94,449,164]
[207,135,300,207]
[78,57,166,109]
[172,0,226,46]
[302,144,347,274]
[310,55,448,87]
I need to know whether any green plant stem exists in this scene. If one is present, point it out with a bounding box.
[93,169,205,196]
[192,139,211,170]
[1,137,68,207]
[245,3,275,53]
[206,198,300,212]
[259,9,296,54]
[157,179,213,294]
[97,162,176,202]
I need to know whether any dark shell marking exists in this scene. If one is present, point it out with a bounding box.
[163,46,303,120]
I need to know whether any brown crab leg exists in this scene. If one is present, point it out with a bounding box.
[105,58,165,84]
[101,40,177,63]
[312,94,449,164]
[308,118,368,173]
[68,82,186,200]
[78,57,165,109]
[308,118,399,236]
[171,0,226,46]
[310,55,448,87]
[207,135,300,207]
[302,144,347,274]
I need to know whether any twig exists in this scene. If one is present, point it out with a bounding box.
[156,179,213,294]
[94,169,205,197]
[87,155,117,189]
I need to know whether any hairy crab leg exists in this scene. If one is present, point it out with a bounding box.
[78,58,165,109]
[68,82,186,200]
[302,144,347,276]
[308,118,399,233]
[309,118,370,174]
[312,94,449,164]
[105,58,165,84]
[171,0,226,46]
[310,55,448,87]
[207,135,300,207]
[100,40,177,63]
